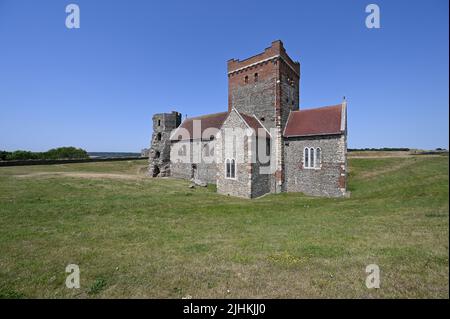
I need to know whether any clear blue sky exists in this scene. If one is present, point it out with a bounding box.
[0,0,448,152]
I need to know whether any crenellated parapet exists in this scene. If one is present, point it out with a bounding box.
[227,40,300,77]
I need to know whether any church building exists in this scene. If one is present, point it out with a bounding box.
[149,40,348,198]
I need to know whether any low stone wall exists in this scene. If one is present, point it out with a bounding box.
[0,157,148,167]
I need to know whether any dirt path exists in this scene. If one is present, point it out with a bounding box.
[358,157,425,179]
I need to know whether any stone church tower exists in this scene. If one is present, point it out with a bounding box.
[148,111,181,177]
[227,40,300,192]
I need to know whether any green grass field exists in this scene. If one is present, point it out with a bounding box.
[0,156,448,298]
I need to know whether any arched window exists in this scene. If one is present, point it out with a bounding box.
[254,73,258,82]
[156,133,162,141]
[304,148,309,168]
[154,151,160,159]
[231,159,236,178]
[225,159,236,179]
[244,75,248,84]
[304,147,322,169]
[315,148,321,168]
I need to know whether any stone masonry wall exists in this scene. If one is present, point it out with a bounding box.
[284,134,347,197]
[250,137,272,198]
[170,139,217,184]
[280,70,300,128]
[216,111,252,198]
[229,66,277,129]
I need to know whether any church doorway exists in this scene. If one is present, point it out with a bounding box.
[191,164,197,179]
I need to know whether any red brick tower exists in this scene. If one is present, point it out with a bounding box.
[227,40,300,130]
[227,40,300,192]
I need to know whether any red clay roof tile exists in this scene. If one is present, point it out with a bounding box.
[171,112,228,141]
[284,104,344,137]
[238,112,269,138]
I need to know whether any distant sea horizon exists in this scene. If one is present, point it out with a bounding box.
[88,152,142,159]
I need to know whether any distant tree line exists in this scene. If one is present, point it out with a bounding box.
[0,147,89,161]
[348,147,410,152]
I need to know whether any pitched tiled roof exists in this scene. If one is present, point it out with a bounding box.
[170,112,228,141]
[284,104,345,137]
[237,111,270,138]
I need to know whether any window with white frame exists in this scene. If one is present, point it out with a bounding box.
[315,148,321,168]
[225,159,236,179]
[304,147,310,168]
[304,147,322,169]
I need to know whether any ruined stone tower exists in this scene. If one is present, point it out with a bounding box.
[148,111,181,177]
